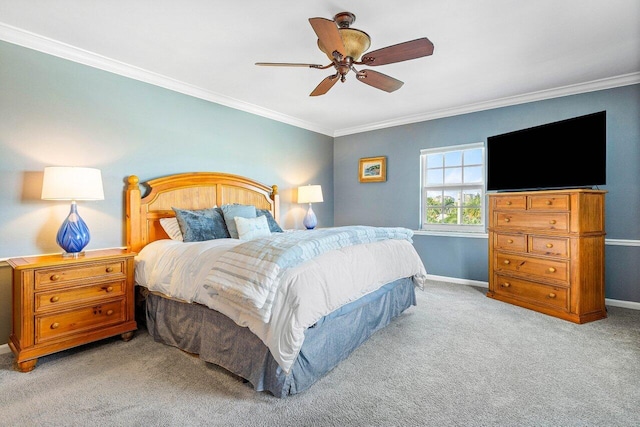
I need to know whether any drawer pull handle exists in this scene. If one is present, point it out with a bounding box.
[507,239,514,244]
[106,309,114,316]
[501,282,511,288]
[50,274,60,281]
[546,200,552,205]
[548,293,557,299]
[50,322,60,329]
[504,218,510,223]
[546,243,553,248]
[506,201,512,206]
[104,286,114,293]
[106,267,114,273]
[50,296,60,303]
[549,220,556,225]
[503,260,511,265]
[548,267,556,273]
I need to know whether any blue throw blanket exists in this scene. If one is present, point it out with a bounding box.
[204,226,415,321]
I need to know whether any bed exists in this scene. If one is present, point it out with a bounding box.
[126,172,427,397]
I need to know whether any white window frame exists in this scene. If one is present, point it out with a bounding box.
[420,142,486,233]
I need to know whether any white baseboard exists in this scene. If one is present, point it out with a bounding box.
[605,298,640,311]
[0,343,10,355]
[426,274,488,288]
[426,274,639,311]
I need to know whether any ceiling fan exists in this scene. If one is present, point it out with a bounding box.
[256,12,435,96]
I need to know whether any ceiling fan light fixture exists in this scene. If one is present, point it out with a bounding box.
[318,28,371,61]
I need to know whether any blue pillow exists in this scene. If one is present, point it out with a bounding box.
[173,207,230,242]
[257,209,283,233]
[220,204,257,238]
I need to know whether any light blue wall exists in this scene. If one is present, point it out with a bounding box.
[334,84,640,302]
[1,37,638,349]
[0,41,334,259]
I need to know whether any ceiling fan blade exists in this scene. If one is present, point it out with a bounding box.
[356,70,404,93]
[255,62,325,68]
[361,37,434,66]
[310,74,340,96]
[309,17,345,59]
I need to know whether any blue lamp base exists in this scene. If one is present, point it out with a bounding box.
[56,202,91,256]
[303,204,318,229]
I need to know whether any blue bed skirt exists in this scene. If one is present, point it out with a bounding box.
[145,277,417,397]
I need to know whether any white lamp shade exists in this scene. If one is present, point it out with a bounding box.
[41,167,105,201]
[298,185,323,204]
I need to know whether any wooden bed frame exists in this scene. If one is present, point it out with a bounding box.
[125,172,279,253]
[124,171,417,397]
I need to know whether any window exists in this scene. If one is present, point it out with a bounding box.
[420,143,485,233]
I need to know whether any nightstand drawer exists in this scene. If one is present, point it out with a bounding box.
[493,274,569,311]
[529,236,569,257]
[35,281,125,313]
[495,252,569,284]
[36,299,126,343]
[35,261,125,289]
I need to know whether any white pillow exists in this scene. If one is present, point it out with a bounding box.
[159,217,183,241]
[234,215,271,241]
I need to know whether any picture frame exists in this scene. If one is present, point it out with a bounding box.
[358,156,387,183]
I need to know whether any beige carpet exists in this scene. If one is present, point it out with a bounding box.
[1,281,639,426]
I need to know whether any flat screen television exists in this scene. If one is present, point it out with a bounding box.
[486,111,606,192]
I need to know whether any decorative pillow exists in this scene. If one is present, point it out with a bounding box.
[172,207,230,242]
[256,209,283,233]
[159,217,183,241]
[220,204,257,238]
[235,215,271,241]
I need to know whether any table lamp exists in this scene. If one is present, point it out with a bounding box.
[297,184,323,229]
[41,166,104,256]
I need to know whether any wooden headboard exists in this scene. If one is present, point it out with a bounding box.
[125,172,279,252]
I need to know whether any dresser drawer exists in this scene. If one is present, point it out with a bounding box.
[529,236,569,257]
[494,212,569,232]
[495,252,569,284]
[493,274,569,311]
[528,194,569,211]
[36,299,126,343]
[35,281,125,313]
[495,233,526,252]
[493,196,527,210]
[35,261,125,289]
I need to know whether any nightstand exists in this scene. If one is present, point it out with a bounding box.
[7,249,137,372]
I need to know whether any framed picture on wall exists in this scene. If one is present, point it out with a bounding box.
[359,156,387,183]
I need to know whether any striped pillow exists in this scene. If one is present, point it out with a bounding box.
[159,217,183,241]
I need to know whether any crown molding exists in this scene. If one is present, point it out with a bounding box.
[334,72,640,136]
[0,23,334,137]
[1,22,638,139]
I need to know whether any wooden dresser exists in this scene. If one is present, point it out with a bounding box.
[487,189,606,323]
[7,249,137,372]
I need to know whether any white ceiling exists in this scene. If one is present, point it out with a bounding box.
[1,1,639,137]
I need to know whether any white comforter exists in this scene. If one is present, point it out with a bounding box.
[135,235,427,373]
